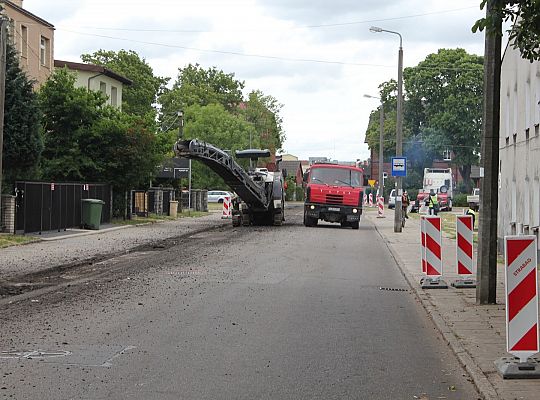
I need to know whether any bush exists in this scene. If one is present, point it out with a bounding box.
[452,193,468,207]
[295,186,304,201]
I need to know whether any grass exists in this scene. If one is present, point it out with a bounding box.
[112,211,210,225]
[0,234,39,248]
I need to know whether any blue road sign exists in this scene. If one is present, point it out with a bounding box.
[391,157,407,177]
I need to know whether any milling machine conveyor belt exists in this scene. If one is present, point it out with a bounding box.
[174,139,269,210]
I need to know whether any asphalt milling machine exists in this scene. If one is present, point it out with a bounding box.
[174,139,286,227]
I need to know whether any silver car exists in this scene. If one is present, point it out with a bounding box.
[388,189,396,209]
[207,190,233,203]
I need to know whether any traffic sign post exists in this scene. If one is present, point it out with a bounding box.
[495,236,540,378]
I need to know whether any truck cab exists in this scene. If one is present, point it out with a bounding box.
[303,163,364,229]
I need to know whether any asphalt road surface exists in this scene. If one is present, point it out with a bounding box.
[0,205,479,399]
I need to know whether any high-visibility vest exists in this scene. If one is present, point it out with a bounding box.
[429,194,438,207]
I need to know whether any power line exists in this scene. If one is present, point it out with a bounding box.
[59,29,393,68]
[59,6,478,33]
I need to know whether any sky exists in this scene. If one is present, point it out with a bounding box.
[23,0,486,162]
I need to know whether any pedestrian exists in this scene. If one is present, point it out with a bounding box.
[426,189,439,215]
[465,202,477,230]
[402,190,410,219]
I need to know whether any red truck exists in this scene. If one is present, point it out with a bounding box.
[303,163,364,229]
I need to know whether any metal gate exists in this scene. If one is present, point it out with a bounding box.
[15,182,111,234]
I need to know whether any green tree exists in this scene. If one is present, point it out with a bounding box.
[39,69,104,181]
[404,48,484,188]
[473,1,540,62]
[184,103,256,189]
[2,41,42,190]
[81,49,169,119]
[242,90,285,154]
[159,64,244,127]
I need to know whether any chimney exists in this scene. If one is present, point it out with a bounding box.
[10,1,24,8]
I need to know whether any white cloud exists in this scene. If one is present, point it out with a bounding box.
[24,0,486,162]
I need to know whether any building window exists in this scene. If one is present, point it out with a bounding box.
[110,86,118,106]
[99,81,107,96]
[40,36,50,67]
[21,25,28,59]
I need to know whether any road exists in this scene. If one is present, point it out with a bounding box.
[0,205,479,399]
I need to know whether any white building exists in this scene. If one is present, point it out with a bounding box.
[54,60,132,110]
[498,40,540,253]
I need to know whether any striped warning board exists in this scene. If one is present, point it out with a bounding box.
[424,216,442,277]
[457,215,474,275]
[368,193,373,207]
[420,216,427,274]
[221,196,232,219]
[377,196,385,218]
[504,236,539,363]
[363,194,368,206]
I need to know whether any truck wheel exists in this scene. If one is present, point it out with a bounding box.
[303,211,317,227]
[242,212,250,226]
[351,221,360,230]
[273,210,283,226]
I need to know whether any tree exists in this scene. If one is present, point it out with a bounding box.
[159,64,245,127]
[39,69,104,181]
[404,48,484,189]
[2,41,42,189]
[81,49,169,119]
[241,90,286,154]
[184,103,256,189]
[473,1,540,62]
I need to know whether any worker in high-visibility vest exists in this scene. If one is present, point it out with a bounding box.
[465,203,477,230]
[427,189,439,215]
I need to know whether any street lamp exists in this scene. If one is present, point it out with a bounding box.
[363,94,385,205]
[369,26,404,233]
[178,110,184,139]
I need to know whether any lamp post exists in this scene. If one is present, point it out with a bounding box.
[370,26,404,233]
[364,94,384,202]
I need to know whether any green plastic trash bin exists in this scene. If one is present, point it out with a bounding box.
[81,198,105,230]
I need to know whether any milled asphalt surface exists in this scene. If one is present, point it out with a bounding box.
[365,208,540,400]
[0,212,228,281]
[0,205,480,399]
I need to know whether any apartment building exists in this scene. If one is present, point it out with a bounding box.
[1,0,54,87]
[54,60,132,110]
[498,39,540,254]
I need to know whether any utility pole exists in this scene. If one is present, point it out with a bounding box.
[476,0,502,305]
[394,37,404,233]
[0,19,8,225]
[178,110,184,212]
[378,100,384,199]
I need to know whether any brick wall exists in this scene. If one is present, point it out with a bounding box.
[1,195,16,234]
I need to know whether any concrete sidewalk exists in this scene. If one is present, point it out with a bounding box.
[0,212,229,281]
[366,210,540,400]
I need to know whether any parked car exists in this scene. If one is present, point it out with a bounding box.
[388,189,396,209]
[207,190,233,203]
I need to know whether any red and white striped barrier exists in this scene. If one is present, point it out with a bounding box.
[221,196,232,219]
[457,215,474,275]
[363,194,367,206]
[424,216,442,277]
[420,216,427,274]
[504,236,539,363]
[368,193,373,207]
[377,196,385,218]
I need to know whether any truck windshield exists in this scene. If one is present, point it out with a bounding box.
[310,168,362,187]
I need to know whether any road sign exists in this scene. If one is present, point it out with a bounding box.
[368,179,376,187]
[391,157,407,177]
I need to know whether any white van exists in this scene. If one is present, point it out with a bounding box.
[388,189,396,209]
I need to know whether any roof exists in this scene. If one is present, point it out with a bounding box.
[1,1,55,28]
[281,160,303,174]
[54,60,133,85]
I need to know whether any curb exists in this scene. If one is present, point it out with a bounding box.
[38,224,132,241]
[367,215,501,400]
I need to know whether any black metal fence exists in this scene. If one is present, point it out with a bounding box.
[15,181,112,234]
